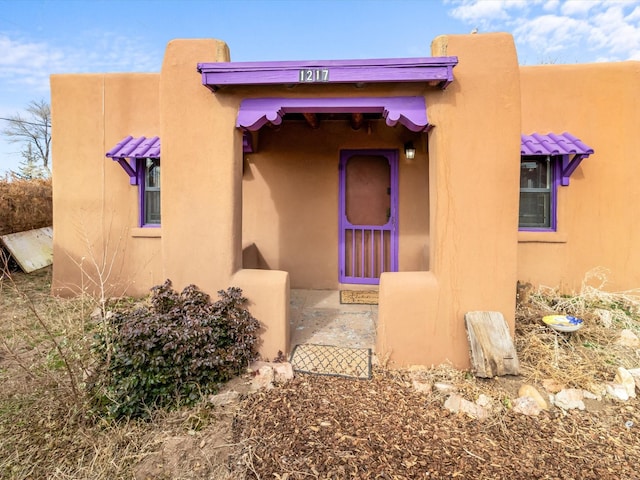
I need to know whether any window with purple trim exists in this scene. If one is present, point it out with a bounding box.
[519,155,557,230]
[142,158,161,225]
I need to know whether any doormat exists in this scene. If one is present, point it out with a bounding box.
[289,344,372,380]
[340,290,379,305]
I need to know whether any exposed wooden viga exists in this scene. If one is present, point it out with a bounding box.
[464,311,520,378]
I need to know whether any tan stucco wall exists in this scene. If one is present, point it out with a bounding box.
[377,32,522,369]
[51,73,163,297]
[518,62,640,292]
[242,119,429,289]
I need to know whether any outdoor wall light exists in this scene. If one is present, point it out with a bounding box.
[404,141,416,160]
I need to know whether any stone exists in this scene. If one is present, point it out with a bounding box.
[614,367,637,398]
[518,384,549,410]
[250,365,275,391]
[606,383,630,401]
[475,394,492,408]
[249,361,294,383]
[594,308,613,328]
[434,382,457,394]
[616,329,640,348]
[553,389,585,410]
[412,380,432,394]
[627,368,640,390]
[444,394,490,421]
[513,396,542,416]
[208,390,240,407]
[541,378,565,394]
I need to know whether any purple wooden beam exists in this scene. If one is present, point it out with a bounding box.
[237,97,431,132]
[197,57,458,91]
[242,131,253,153]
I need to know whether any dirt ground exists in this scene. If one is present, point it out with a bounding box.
[1,267,640,479]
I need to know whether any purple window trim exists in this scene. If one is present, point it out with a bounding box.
[519,156,561,232]
[198,56,458,92]
[338,149,399,285]
[136,158,161,228]
[237,97,431,133]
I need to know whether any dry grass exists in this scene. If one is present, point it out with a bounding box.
[516,269,640,391]
[0,177,52,236]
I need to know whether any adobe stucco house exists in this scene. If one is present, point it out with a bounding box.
[50,32,640,369]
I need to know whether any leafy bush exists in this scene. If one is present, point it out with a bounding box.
[90,280,260,419]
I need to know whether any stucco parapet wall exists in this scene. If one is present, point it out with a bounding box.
[232,269,290,361]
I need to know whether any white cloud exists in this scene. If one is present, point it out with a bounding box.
[543,0,560,12]
[560,0,597,16]
[447,0,640,63]
[0,31,160,94]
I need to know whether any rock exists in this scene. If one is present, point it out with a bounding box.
[444,394,490,421]
[594,308,613,328]
[553,389,585,410]
[614,367,637,398]
[606,383,630,401]
[250,365,275,391]
[475,394,492,408]
[541,379,565,394]
[434,382,456,394]
[627,368,640,390]
[412,380,432,394]
[518,384,548,410]
[249,361,294,383]
[208,390,240,407]
[513,396,542,416]
[616,329,640,348]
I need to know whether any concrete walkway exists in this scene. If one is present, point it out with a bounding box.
[290,289,377,350]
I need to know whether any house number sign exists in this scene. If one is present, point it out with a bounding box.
[299,68,330,82]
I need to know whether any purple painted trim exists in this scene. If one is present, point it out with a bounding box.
[198,56,458,91]
[106,136,161,183]
[338,149,399,285]
[521,133,594,186]
[521,132,593,156]
[106,136,160,159]
[519,156,560,232]
[137,158,145,228]
[237,97,430,132]
[242,131,253,153]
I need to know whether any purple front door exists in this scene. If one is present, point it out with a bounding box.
[339,150,399,285]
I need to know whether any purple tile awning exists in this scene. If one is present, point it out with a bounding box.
[237,96,431,132]
[198,56,458,92]
[521,132,595,186]
[105,136,160,183]
[106,136,161,160]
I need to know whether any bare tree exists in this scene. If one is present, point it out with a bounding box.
[1,100,51,174]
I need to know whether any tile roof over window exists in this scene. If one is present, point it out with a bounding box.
[106,136,161,160]
[521,132,594,156]
[521,132,595,186]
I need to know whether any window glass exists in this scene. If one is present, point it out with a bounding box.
[144,158,160,225]
[519,156,552,229]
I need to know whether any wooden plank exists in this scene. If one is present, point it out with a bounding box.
[0,226,53,273]
[465,311,520,378]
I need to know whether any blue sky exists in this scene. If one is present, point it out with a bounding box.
[1,0,640,175]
